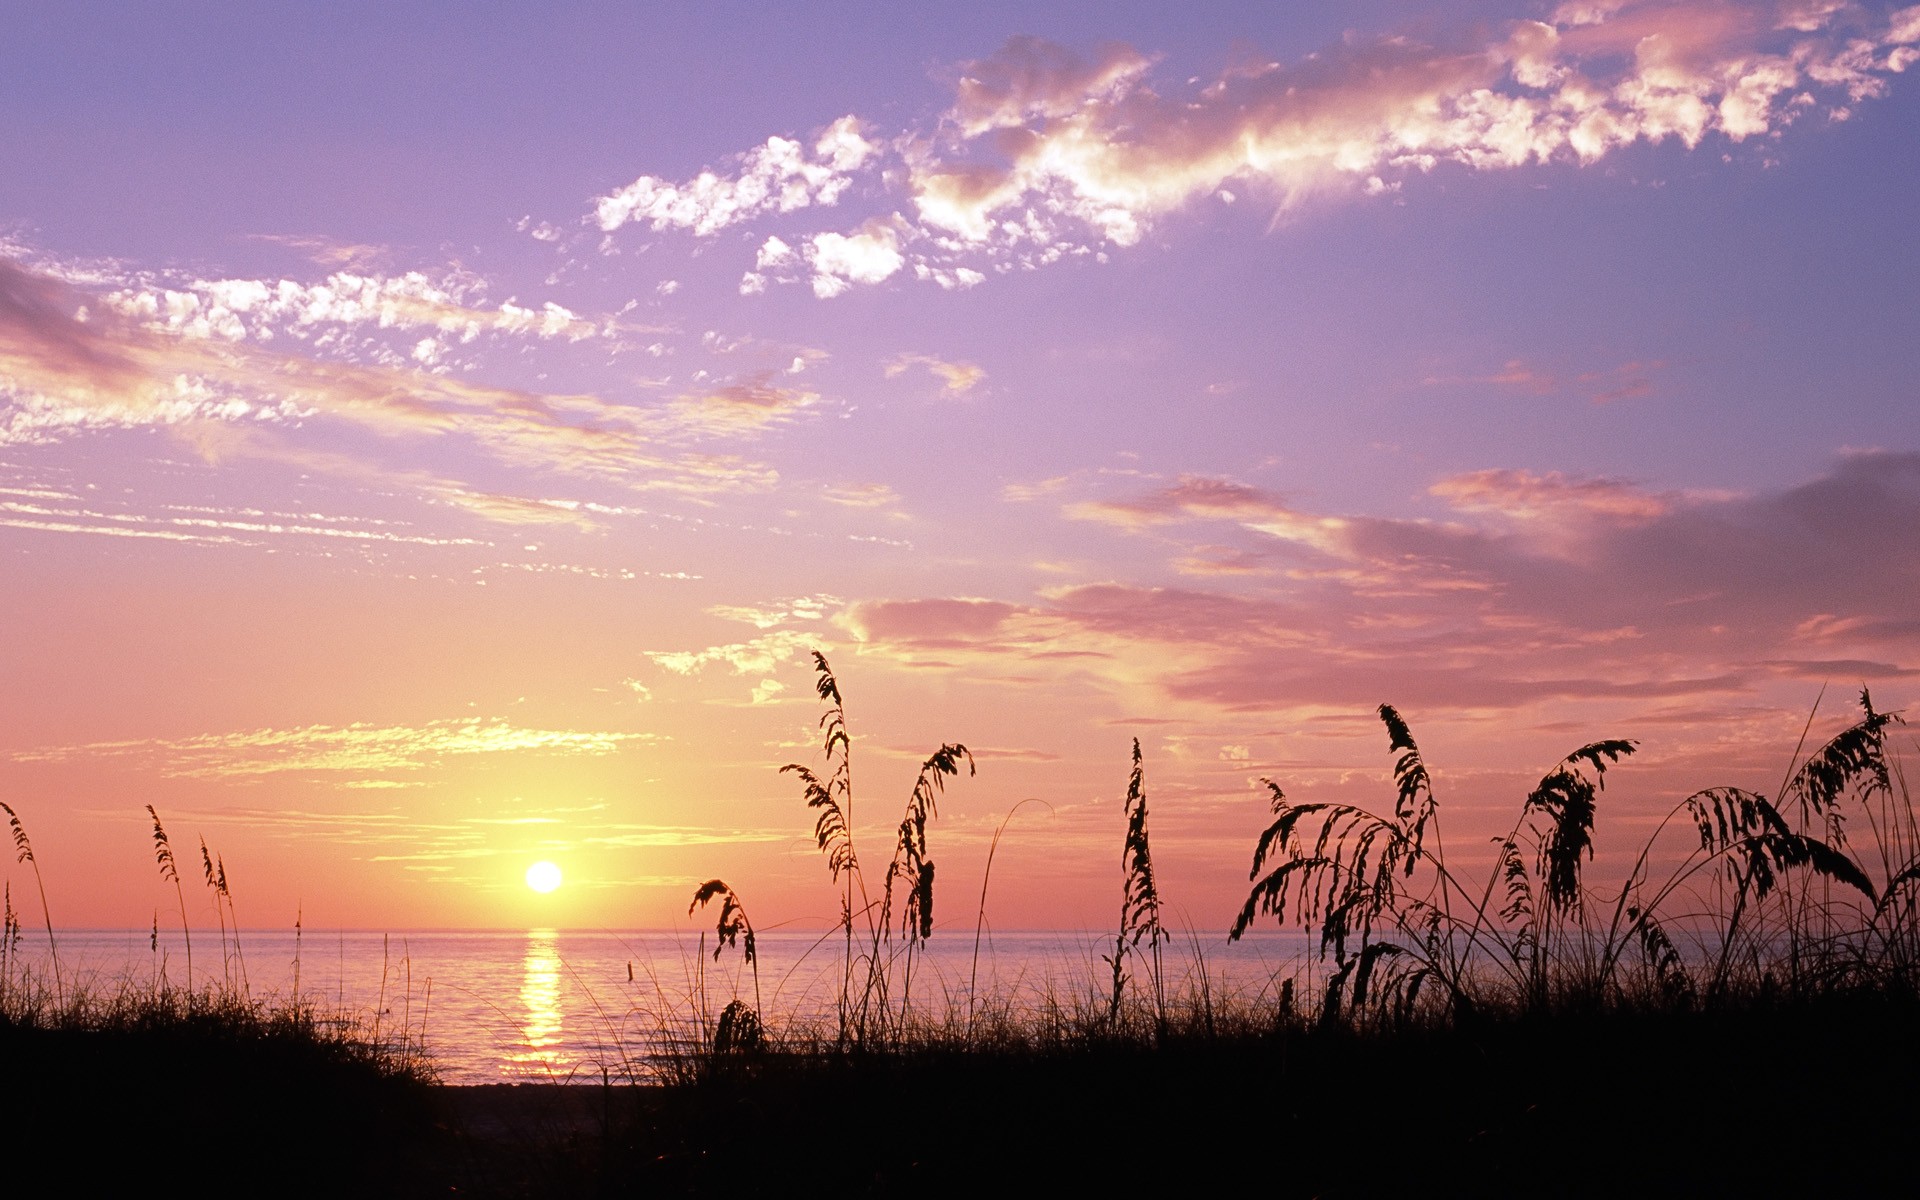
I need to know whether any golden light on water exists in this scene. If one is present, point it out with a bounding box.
[507,928,564,1077]
[525,860,562,893]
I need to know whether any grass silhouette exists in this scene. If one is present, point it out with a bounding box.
[778,651,972,1047]
[1227,690,1912,1029]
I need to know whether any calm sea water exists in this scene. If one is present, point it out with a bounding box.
[13,927,1312,1084]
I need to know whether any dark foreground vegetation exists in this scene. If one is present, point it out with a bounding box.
[559,996,1920,1197]
[0,986,441,1196]
[5,663,1920,1195]
[6,985,1917,1197]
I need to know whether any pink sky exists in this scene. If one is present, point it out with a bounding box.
[3,0,1918,933]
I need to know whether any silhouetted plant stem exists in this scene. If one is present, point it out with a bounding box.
[2,802,58,998]
[968,798,1051,1038]
[780,651,972,1047]
[1107,739,1167,1035]
[690,878,761,1018]
[147,805,192,989]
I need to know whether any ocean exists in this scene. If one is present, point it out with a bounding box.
[10,927,1312,1084]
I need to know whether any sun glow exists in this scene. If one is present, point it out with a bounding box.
[525,860,563,893]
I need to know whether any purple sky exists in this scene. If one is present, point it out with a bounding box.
[2,1,1917,930]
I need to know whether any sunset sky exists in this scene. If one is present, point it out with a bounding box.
[3,0,1917,933]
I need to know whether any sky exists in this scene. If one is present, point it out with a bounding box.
[2,0,1917,934]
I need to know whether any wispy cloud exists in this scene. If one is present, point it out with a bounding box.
[244,234,390,271]
[646,629,819,678]
[0,257,806,505]
[12,718,652,780]
[0,496,488,549]
[668,372,822,436]
[1423,357,1664,403]
[821,481,902,508]
[1429,468,1672,522]
[885,352,986,395]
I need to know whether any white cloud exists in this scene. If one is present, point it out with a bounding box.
[99,269,606,352]
[646,629,819,676]
[904,4,1916,262]
[594,116,874,236]
[806,219,905,297]
[568,4,1918,297]
[756,236,798,269]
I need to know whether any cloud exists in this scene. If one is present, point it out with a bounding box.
[842,597,1024,646]
[1172,545,1277,576]
[11,718,649,780]
[822,481,902,508]
[245,233,388,270]
[95,265,611,364]
[0,257,798,504]
[1001,475,1073,503]
[670,373,821,435]
[583,4,1918,296]
[885,353,986,395]
[1069,476,1350,552]
[805,219,906,298]
[907,3,1915,256]
[595,115,874,236]
[706,594,839,628]
[0,495,489,549]
[841,452,1920,714]
[948,36,1157,137]
[1,257,155,401]
[646,629,819,677]
[1430,468,1671,522]
[1424,357,1663,402]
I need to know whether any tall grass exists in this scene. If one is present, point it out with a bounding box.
[147,805,192,987]
[666,658,1920,1079]
[688,878,761,1030]
[1,802,58,997]
[1104,738,1167,1032]
[6,657,1916,1106]
[777,652,971,1047]
[1230,689,1914,1027]
[1,801,435,1089]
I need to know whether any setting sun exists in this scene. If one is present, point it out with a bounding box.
[525,861,563,894]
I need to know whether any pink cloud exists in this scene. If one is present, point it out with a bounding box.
[840,452,1920,714]
[0,258,790,505]
[583,3,1917,297]
[907,2,1915,273]
[1424,357,1663,403]
[1430,469,1671,522]
[842,597,1024,646]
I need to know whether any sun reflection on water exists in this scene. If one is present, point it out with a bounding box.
[507,928,564,1077]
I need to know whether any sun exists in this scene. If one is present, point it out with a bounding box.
[525,860,563,894]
